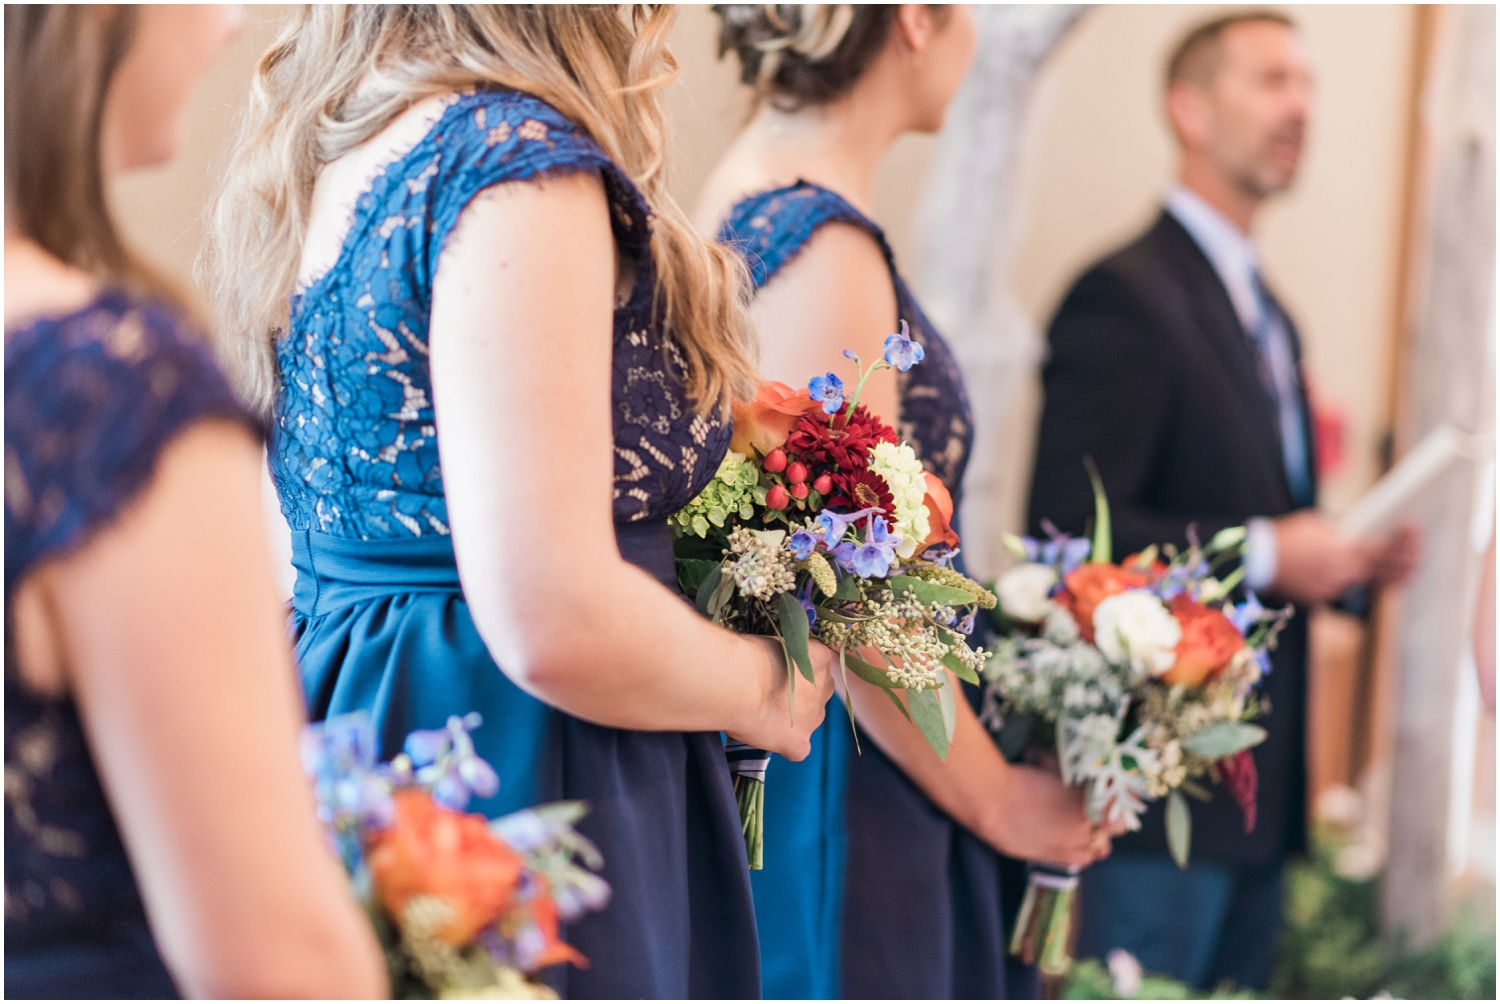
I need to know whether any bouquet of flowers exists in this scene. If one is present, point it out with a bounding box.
[301,712,611,999]
[672,322,995,869]
[980,466,1290,975]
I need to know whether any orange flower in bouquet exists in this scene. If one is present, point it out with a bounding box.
[1162,593,1245,687]
[917,472,959,553]
[367,789,524,945]
[1061,563,1154,642]
[730,381,823,456]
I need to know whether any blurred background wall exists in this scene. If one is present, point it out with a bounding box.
[109,2,1492,930]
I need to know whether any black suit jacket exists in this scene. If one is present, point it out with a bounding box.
[1028,211,1314,867]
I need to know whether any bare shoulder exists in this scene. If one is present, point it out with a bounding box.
[759,220,896,320]
[4,238,100,331]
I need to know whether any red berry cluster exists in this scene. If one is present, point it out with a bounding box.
[759,403,898,516]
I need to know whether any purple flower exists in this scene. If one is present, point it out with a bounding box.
[1229,591,1267,634]
[850,515,901,578]
[789,529,819,560]
[798,581,817,627]
[807,372,846,415]
[409,712,499,809]
[817,506,881,548]
[300,713,394,832]
[882,319,925,372]
[830,540,857,572]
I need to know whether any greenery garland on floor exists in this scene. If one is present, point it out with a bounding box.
[1062,827,1496,1000]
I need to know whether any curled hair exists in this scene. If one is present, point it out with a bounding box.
[713,4,900,111]
[200,5,758,417]
[5,5,173,302]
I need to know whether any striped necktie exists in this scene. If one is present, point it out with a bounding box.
[1248,271,1315,509]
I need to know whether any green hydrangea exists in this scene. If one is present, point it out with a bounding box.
[671,450,760,538]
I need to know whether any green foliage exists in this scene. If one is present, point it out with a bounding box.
[1180,721,1267,759]
[1060,827,1497,1000]
[1062,958,1258,999]
[670,451,759,539]
[1271,829,1496,1000]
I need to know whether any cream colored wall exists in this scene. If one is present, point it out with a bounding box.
[114,4,1414,519]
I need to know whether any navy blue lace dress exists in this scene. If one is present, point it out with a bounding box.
[274,88,759,998]
[5,291,259,998]
[720,182,1040,1000]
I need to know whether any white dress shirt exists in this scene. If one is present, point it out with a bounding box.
[1164,185,1288,592]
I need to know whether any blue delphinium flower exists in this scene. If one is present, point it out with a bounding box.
[882,319,925,371]
[406,712,500,811]
[1229,591,1266,634]
[788,529,819,561]
[798,581,817,627]
[300,712,395,848]
[807,371,846,415]
[830,539,857,572]
[817,506,881,548]
[850,515,901,578]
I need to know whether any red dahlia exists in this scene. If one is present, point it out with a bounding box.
[787,403,897,472]
[828,470,895,516]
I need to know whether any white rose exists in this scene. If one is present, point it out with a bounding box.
[1092,589,1181,677]
[997,563,1057,622]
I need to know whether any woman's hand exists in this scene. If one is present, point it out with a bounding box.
[989,762,1107,869]
[728,638,837,760]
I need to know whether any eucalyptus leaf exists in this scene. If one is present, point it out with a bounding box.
[844,652,899,689]
[937,678,958,743]
[706,570,735,623]
[693,564,723,618]
[833,574,861,601]
[1001,532,1031,561]
[778,592,815,683]
[906,687,949,760]
[941,649,980,686]
[678,559,720,600]
[882,686,912,722]
[1182,722,1267,759]
[1166,790,1192,868]
[889,575,977,607]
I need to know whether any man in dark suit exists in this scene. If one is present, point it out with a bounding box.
[1028,11,1418,990]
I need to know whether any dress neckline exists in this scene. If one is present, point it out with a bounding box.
[290,93,472,318]
[5,288,130,347]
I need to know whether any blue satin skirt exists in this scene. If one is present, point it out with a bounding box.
[291,524,760,999]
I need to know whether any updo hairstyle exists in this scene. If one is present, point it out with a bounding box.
[713,4,900,110]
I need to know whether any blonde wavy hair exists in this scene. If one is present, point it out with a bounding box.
[200,4,757,416]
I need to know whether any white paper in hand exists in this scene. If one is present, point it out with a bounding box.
[1338,424,1488,538]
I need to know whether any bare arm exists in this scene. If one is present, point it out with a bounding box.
[752,222,1100,864]
[24,422,386,999]
[430,171,832,758]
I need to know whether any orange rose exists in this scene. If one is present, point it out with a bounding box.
[730,381,823,456]
[367,789,524,945]
[1161,594,1245,687]
[917,471,960,553]
[1062,564,1153,642]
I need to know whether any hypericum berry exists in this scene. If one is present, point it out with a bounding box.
[766,484,790,510]
[764,449,788,473]
[813,473,833,495]
[790,482,809,500]
[786,461,808,485]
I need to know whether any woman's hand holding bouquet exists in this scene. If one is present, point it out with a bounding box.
[672,323,995,868]
[981,464,1290,975]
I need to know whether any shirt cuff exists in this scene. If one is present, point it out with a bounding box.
[1244,517,1278,593]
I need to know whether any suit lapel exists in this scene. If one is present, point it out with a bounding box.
[1154,213,1290,498]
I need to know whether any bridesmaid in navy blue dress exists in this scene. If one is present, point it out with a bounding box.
[5,7,383,998]
[700,6,1107,998]
[203,7,834,998]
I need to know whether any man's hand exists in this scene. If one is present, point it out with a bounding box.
[1270,512,1421,604]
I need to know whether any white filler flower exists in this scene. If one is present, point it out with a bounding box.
[867,440,930,558]
[997,563,1058,622]
[1092,589,1181,677]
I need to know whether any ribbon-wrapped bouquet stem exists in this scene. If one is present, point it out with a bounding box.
[301,713,611,998]
[981,465,1290,975]
[672,324,994,868]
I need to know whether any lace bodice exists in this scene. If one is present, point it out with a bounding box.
[5,291,256,994]
[272,89,729,540]
[719,182,974,500]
